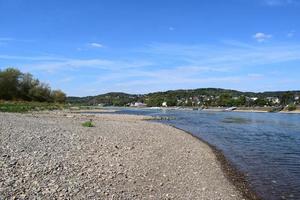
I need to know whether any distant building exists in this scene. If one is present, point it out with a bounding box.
[162,102,168,107]
[266,97,280,104]
[130,102,147,107]
[250,97,258,101]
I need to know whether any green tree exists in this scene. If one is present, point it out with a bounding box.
[51,90,67,103]
[146,97,164,107]
[254,98,268,107]
[218,94,232,106]
[0,67,66,103]
[235,96,246,106]
[29,83,52,102]
[287,104,296,111]
[19,73,39,101]
[165,97,177,107]
[0,68,22,100]
[280,92,294,106]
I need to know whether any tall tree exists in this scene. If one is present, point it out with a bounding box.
[0,67,66,103]
[0,68,22,100]
[51,90,67,103]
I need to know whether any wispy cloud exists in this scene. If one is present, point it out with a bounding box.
[287,30,296,37]
[0,37,34,43]
[144,41,300,67]
[88,42,104,48]
[0,54,66,61]
[168,26,175,31]
[0,37,15,41]
[18,58,153,74]
[2,39,300,95]
[262,0,297,6]
[253,32,272,42]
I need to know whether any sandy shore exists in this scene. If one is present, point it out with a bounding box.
[0,112,246,199]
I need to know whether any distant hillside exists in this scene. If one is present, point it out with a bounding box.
[67,92,142,106]
[67,88,300,107]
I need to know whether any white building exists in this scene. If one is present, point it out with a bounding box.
[130,102,146,107]
[162,102,168,107]
[266,97,280,104]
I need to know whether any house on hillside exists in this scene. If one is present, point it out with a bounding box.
[162,102,168,107]
[130,102,147,107]
[266,97,280,104]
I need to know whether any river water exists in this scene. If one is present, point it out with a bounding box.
[113,108,300,200]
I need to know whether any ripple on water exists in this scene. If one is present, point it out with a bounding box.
[115,109,300,200]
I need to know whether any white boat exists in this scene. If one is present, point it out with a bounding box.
[224,107,237,111]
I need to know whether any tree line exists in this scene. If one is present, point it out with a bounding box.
[0,67,66,103]
[67,88,300,107]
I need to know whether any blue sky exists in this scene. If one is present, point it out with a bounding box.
[0,0,300,96]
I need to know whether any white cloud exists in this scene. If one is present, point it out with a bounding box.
[88,42,104,48]
[253,32,272,42]
[3,39,300,95]
[17,58,153,73]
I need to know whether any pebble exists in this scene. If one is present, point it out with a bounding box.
[0,111,243,199]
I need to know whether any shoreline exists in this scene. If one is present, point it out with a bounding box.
[167,125,261,200]
[99,106,300,114]
[0,111,245,199]
[65,111,263,199]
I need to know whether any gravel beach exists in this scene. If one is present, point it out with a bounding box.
[0,112,244,199]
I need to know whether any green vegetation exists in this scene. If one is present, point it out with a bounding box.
[0,67,66,103]
[0,101,65,113]
[281,92,295,106]
[287,104,297,111]
[67,88,300,108]
[82,120,95,127]
[68,92,143,106]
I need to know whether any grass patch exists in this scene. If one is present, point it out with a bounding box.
[82,120,95,127]
[0,101,66,113]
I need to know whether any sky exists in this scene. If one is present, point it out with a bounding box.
[0,0,300,96]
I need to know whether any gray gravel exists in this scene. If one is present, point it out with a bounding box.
[0,112,243,199]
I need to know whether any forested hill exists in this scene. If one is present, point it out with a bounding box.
[67,92,142,106]
[67,88,300,107]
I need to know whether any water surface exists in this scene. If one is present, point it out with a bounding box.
[114,108,300,200]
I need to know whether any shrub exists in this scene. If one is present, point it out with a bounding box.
[82,120,95,127]
[287,104,296,111]
[0,101,64,113]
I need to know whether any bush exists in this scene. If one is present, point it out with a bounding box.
[82,120,95,127]
[0,101,65,113]
[287,104,296,111]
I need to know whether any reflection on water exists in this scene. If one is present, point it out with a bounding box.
[221,117,252,124]
[115,108,300,200]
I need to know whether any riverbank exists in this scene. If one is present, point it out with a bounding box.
[146,106,300,114]
[0,111,245,199]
